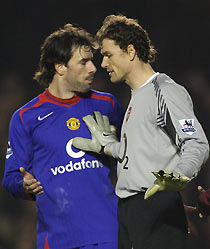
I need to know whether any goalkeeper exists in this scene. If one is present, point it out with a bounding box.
[73,14,209,249]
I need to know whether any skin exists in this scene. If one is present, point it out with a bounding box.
[98,38,155,156]
[20,167,44,195]
[49,45,97,98]
[20,45,97,196]
[101,38,155,90]
[185,186,210,220]
[101,39,210,218]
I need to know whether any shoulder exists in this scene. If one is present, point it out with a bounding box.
[12,94,44,125]
[90,89,117,100]
[89,89,124,120]
[155,73,186,91]
[89,89,120,107]
[154,73,191,101]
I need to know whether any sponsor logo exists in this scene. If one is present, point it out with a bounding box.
[6,141,13,159]
[38,112,53,121]
[178,118,196,135]
[66,117,80,130]
[51,138,103,175]
[66,139,85,158]
[51,158,103,176]
[102,132,111,137]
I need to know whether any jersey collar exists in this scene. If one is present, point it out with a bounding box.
[45,88,81,105]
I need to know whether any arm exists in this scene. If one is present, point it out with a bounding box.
[105,95,124,158]
[72,94,124,157]
[162,84,209,178]
[184,186,210,222]
[2,112,43,200]
[72,111,119,155]
[145,82,209,199]
[197,186,210,219]
[20,167,43,198]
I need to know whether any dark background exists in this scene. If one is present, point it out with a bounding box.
[0,1,210,248]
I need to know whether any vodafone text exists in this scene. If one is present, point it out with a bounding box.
[51,158,103,176]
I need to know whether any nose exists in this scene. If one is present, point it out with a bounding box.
[101,57,108,69]
[89,61,97,73]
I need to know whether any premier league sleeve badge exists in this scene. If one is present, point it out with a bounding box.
[178,118,196,135]
[6,141,13,159]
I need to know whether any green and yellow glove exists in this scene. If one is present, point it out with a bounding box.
[72,111,118,154]
[144,170,190,200]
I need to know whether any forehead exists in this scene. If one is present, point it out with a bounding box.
[101,38,122,54]
[72,45,93,60]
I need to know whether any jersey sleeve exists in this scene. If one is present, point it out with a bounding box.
[161,84,209,178]
[109,96,124,139]
[2,111,34,200]
[106,96,124,159]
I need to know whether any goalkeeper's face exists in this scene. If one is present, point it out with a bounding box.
[100,38,131,83]
[63,45,97,93]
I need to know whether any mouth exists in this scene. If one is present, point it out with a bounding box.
[86,75,94,82]
[108,70,114,77]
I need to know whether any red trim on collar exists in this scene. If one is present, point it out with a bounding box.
[19,89,82,123]
[45,88,81,105]
[19,97,46,123]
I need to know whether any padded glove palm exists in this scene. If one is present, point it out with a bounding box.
[72,111,118,154]
[144,170,190,200]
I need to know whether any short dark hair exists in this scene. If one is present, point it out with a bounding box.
[96,14,157,63]
[34,24,97,87]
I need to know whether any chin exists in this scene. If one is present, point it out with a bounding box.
[82,87,92,93]
[111,78,121,83]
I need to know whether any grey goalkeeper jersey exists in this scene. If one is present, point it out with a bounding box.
[111,73,209,198]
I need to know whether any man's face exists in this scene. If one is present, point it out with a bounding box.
[64,45,97,93]
[101,38,130,83]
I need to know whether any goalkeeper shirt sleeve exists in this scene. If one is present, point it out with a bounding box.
[107,142,121,159]
[160,83,209,179]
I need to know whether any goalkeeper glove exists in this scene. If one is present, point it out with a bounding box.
[144,170,190,200]
[72,111,118,154]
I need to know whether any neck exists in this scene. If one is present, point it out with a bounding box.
[125,62,155,90]
[48,77,76,99]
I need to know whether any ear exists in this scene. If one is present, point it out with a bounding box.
[54,64,66,76]
[127,44,136,61]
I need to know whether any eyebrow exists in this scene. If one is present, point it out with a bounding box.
[101,50,110,56]
[79,57,92,63]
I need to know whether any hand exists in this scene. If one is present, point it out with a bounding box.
[184,205,197,213]
[144,170,190,200]
[184,205,199,236]
[183,186,210,222]
[20,167,44,195]
[197,185,210,220]
[72,111,118,154]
